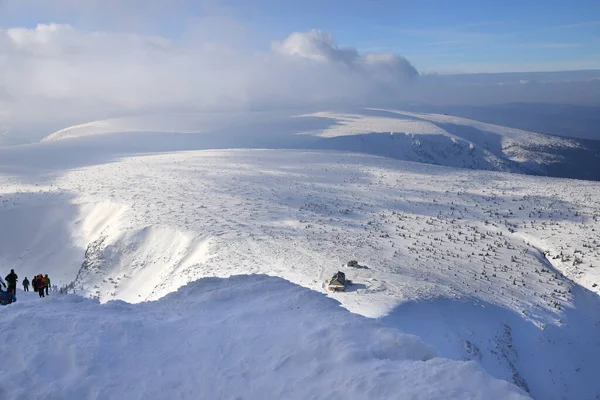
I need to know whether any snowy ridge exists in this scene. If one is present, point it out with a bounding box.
[41,113,220,142]
[0,276,528,400]
[372,109,585,168]
[38,109,600,181]
[373,109,581,148]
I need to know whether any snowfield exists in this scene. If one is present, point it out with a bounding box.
[0,276,529,400]
[1,109,600,399]
[38,108,600,180]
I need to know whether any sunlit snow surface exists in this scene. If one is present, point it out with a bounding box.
[1,110,600,399]
[1,276,529,400]
[2,150,598,315]
[39,108,600,181]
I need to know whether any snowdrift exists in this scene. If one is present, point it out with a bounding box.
[0,275,529,400]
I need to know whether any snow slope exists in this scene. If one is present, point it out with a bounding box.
[1,144,600,399]
[0,277,528,400]
[37,108,600,181]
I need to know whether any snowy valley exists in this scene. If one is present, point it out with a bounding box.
[1,108,599,399]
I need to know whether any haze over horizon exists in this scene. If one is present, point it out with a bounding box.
[0,0,599,144]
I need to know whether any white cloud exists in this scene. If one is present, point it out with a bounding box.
[0,23,598,144]
[273,30,359,64]
[0,24,422,142]
[273,30,418,82]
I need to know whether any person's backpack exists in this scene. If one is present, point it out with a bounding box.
[0,290,13,305]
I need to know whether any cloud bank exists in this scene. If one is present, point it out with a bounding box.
[0,23,599,144]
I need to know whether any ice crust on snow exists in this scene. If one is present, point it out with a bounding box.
[0,276,529,400]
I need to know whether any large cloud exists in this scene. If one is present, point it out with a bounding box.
[273,30,359,63]
[0,24,422,143]
[0,23,598,145]
[273,29,418,85]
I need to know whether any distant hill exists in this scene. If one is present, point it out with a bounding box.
[41,108,600,181]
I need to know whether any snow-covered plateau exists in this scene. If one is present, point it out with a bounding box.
[39,108,600,180]
[1,109,599,399]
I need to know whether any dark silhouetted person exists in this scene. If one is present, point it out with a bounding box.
[23,277,30,292]
[5,269,18,299]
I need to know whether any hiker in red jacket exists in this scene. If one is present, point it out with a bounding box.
[34,274,45,298]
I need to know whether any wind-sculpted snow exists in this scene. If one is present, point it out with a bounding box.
[1,149,599,399]
[0,276,529,400]
[38,109,600,181]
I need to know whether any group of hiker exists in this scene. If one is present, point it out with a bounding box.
[0,269,52,305]
[23,274,52,297]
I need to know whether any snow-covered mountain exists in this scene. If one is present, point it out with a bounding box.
[1,109,600,399]
[40,108,600,180]
[3,276,528,400]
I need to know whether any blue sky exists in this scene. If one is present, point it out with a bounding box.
[0,0,599,73]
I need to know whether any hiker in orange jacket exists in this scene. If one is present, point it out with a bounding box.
[34,274,45,298]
